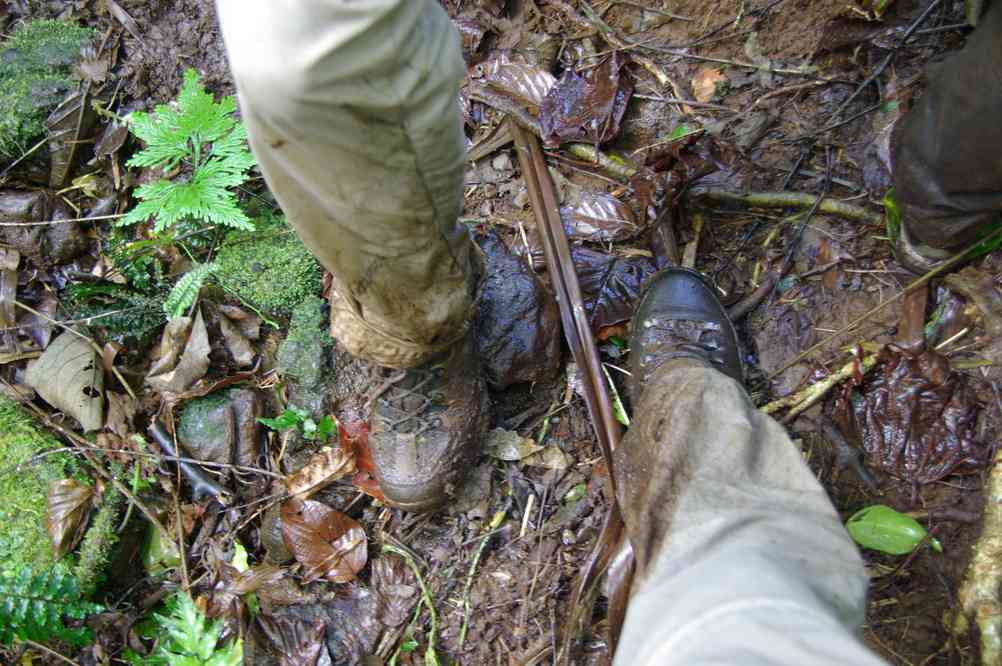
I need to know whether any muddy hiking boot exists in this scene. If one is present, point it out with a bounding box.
[368,331,489,512]
[629,268,743,397]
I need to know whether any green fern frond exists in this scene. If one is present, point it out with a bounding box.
[127,593,242,666]
[0,566,102,647]
[164,263,216,319]
[120,68,255,234]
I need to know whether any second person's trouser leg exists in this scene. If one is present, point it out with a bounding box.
[613,359,887,665]
[893,3,1002,254]
[215,0,474,369]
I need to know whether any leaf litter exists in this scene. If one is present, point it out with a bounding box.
[0,0,998,664]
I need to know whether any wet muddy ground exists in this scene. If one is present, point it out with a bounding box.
[2,0,999,664]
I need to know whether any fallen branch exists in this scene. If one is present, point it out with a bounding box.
[952,445,1002,665]
[761,347,881,422]
[696,189,883,226]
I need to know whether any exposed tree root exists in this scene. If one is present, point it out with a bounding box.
[697,189,884,226]
[951,447,1002,665]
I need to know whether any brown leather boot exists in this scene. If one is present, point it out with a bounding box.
[368,330,489,512]
[629,268,743,398]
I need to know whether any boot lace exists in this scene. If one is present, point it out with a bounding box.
[368,364,446,436]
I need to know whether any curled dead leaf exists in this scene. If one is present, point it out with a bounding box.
[281,498,368,583]
[46,479,95,558]
[285,446,356,500]
[146,307,210,393]
[561,192,639,242]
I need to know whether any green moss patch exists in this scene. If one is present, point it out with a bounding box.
[214,217,322,316]
[0,19,93,157]
[0,396,79,573]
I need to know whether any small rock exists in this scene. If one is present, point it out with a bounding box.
[176,387,262,468]
[0,191,87,267]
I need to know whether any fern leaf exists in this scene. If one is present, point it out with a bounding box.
[0,566,101,646]
[122,68,256,234]
[164,263,216,319]
[130,593,243,666]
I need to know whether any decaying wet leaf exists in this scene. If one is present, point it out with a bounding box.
[478,53,556,111]
[523,446,574,470]
[26,332,104,431]
[218,307,256,368]
[846,346,984,486]
[94,120,130,158]
[371,555,418,629]
[539,52,633,146]
[485,428,542,461]
[46,89,97,189]
[572,247,657,331]
[281,498,368,583]
[46,479,95,558]
[0,247,22,361]
[256,616,328,666]
[561,192,639,242]
[105,391,137,437]
[146,307,210,393]
[285,446,356,500]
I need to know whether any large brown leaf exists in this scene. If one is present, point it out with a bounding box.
[281,498,368,583]
[539,52,633,146]
[561,192,639,242]
[572,247,657,331]
[25,332,104,431]
[146,307,210,393]
[46,479,94,558]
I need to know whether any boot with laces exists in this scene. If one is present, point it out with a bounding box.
[629,268,743,398]
[368,331,489,512]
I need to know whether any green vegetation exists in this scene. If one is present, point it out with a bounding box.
[277,295,330,385]
[0,396,78,572]
[74,487,123,596]
[0,19,93,157]
[0,566,102,647]
[214,218,322,316]
[125,592,242,665]
[119,69,256,234]
[64,282,167,341]
[846,504,942,556]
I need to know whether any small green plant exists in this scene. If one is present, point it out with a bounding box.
[258,407,336,441]
[64,282,167,340]
[0,566,102,647]
[126,592,242,666]
[163,261,217,319]
[119,69,256,233]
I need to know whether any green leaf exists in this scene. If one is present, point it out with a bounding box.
[883,188,901,244]
[317,415,336,440]
[301,417,318,440]
[0,566,102,646]
[164,263,216,319]
[257,408,305,432]
[400,639,418,654]
[846,505,943,555]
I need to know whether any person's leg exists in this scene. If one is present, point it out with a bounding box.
[214,0,488,512]
[892,3,1002,272]
[614,270,885,665]
[215,0,474,369]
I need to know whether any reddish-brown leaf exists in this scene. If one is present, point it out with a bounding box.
[281,498,368,583]
[338,421,373,475]
[46,479,94,558]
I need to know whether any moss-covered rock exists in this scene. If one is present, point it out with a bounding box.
[277,295,331,416]
[0,396,78,573]
[0,19,93,157]
[214,217,322,316]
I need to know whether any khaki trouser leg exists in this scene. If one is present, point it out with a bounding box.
[215,0,474,368]
[613,359,886,666]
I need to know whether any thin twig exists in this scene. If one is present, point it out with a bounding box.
[0,213,125,227]
[459,508,507,648]
[20,640,80,666]
[697,189,883,225]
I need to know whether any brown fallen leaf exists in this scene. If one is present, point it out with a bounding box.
[691,66,727,103]
[561,192,639,242]
[46,479,95,558]
[285,446,356,500]
[256,616,327,666]
[337,420,385,501]
[281,498,368,583]
[147,307,211,393]
[217,308,256,368]
[539,52,633,146]
[25,332,105,431]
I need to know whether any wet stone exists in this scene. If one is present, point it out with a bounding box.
[474,231,561,389]
[176,386,262,468]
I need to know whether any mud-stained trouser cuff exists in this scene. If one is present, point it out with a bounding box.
[613,359,887,665]
[892,3,1002,252]
[215,0,474,369]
